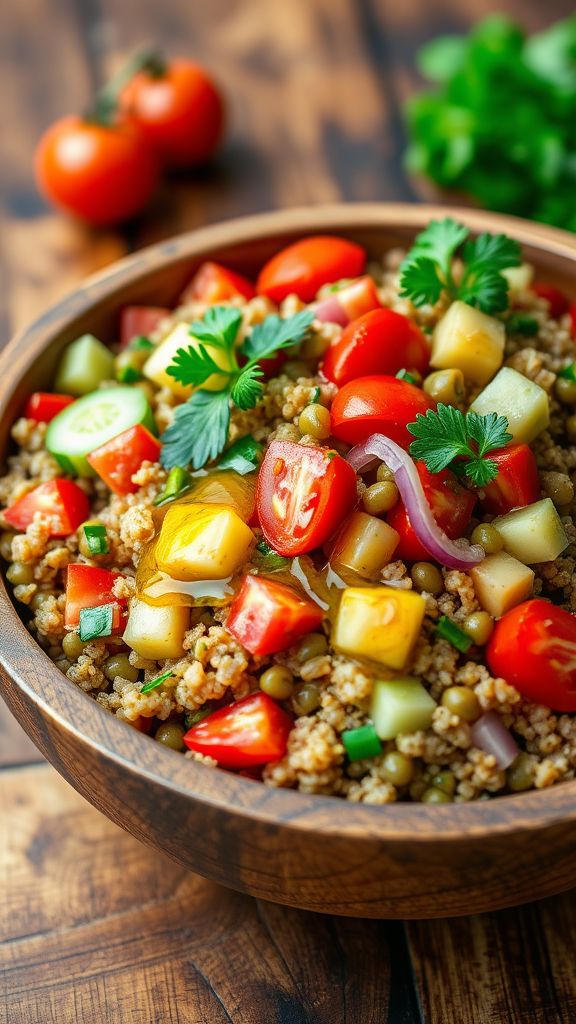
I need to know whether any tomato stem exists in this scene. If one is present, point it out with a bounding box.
[87,47,167,126]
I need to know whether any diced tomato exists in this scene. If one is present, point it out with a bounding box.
[184,691,293,769]
[120,306,170,348]
[64,563,126,629]
[180,261,256,305]
[487,600,576,712]
[257,440,358,556]
[479,444,541,515]
[532,283,570,320]
[314,276,382,326]
[570,303,576,341]
[87,425,161,496]
[257,236,366,304]
[330,375,436,449]
[387,462,476,562]
[4,479,90,537]
[322,309,430,386]
[226,575,324,655]
[24,392,75,423]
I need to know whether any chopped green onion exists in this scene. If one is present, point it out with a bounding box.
[153,466,192,506]
[218,435,263,475]
[559,363,576,381]
[506,314,539,336]
[435,615,472,653]
[342,724,383,761]
[129,335,155,352]
[327,278,353,293]
[184,705,213,728]
[254,539,290,572]
[396,368,418,384]
[82,523,109,556]
[116,364,142,383]
[141,669,173,694]
[308,386,322,405]
[79,603,115,642]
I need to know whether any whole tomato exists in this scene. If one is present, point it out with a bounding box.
[121,58,225,169]
[35,115,159,225]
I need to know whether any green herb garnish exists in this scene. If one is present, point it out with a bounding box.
[407,402,512,487]
[506,313,539,336]
[341,724,383,762]
[435,615,473,653]
[153,466,192,506]
[128,335,154,352]
[141,669,173,694]
[399,217,521,314]
[308,386,322,405]
[254,539,290,572]
[160,306,314,470]
[218,436,263,475]
[79,604,115,642]
[184,705,213,728]
[559,363,576,381]
[396,368,418,385]
[82,523,109,556]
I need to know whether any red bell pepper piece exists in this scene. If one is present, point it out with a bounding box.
[387,462,476,562]
[120,306,170,348]
[24,392,75,423]
[478,444,541,515]
[87,424,161,495]
[4,479,90,537]
[64,563,126,629]
[226,575,324,655]
[183,692,293,768]
[532,283,569,320]
[180,261,256,305]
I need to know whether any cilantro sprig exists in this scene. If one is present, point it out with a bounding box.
[407,403,512,487]
[160,306,314,470]
[399,217,521,314]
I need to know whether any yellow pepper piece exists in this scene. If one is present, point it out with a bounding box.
[333,586,426,670]
[155,502,254,581]
[143,322,235,399]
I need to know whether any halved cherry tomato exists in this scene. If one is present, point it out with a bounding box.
[120,306,170,348]
[387,462,476,562]
[330,375,435,449]
[184,691,293,769]
[257,440,358,556]
[24,392,75,423]
[4,479,90,537]
[322,309,430,386]
[314,276,382,326]
[64,564,125,629]
[487,600,576,712]
[87,425,161,496]
[479,444,541,515]
[226,575,324,655]
[180,261,256,305]
[257,236,366,304]
[532,282,570,320]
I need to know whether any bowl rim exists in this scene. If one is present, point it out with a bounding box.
[2,200,576,843]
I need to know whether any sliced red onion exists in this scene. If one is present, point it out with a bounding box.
[313,295,349,327]
[470,711,519,770]
[347,433,485,570]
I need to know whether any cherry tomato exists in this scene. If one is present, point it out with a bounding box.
[4,479,89,537]
[226,575,324,656]
[387,462,476,562]
[121,59,224,169]
[24,392,75,423]
[330,375,435,449]
[479,444,540,515]
[87,425,161,496]
[184,692,292,769]
[314,276,382,326]
[35,116,159,226]
[487,600,576,712]
[64,564,125,629]
[257,440,358,556]
[180,261,256,305]
[257,237,366,304]
[322,308,430,386]
[120,306,170,348]
[570,303,576,341]
[532,282,570,320]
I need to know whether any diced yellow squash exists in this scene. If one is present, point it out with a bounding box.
[470,552,534,617]
[155,502,254,581]
[469,366,549,443]
[123,598,190,660]
[331,512,399,580]
[371,677,436,739]
[333,586,426,670]
[430,300,505,386]
[502,263,534,296]
[143,322,235,398]
[493,498,568,564]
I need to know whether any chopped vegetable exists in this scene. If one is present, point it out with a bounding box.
[330,511,400,580]
[430,300,505,385]
[371,677,436,739]
[470,552,534,617]
[435,615,472,653]
[469,367,549,444]
[253,540,290,573]
[64,564,125,629]
[314,275,382,326]
[256,236,366,303]
[395,369,418,384]
[478,444,540,515]
[153,466,192,506]
[79,603,116,642]
[558,363,576,382]
[387,461,475,563]
[141,669,173,695]
[180,261,256,305]
[183,692,293,769]
[155,502,254,581]
[24,392,74,423]
[506,313,539,337]
[341,724,383,761]
[407,402,512,487]
[492,498,569,565]
[81,522,109,556]
[333,586,426,670]
[143,320,235,399]
[532,283,570,319]
[218,436,263,475]
[470,712,519,770]
[226,575,324,655]
[331,374,435,449]
[54,334,115,396]
[123,597,190,660]
[4,479,90,537]
[87,424,161,495]
[321,308,430,386]
[120,306,169,348]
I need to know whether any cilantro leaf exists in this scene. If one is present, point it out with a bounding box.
[218,436,263,475]
[160,390,231,470]
[403,217,469,275]
[407,403,512,487]
[465,410,512,456]
[461,232,521,273]
[241,310,314,362]
[457,267,510,314]
[167,343,227,388]
[399,256,446,307]
[231,364,264,410]
[189,306,242,349]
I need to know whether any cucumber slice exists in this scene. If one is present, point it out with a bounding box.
[54,334,115,396]
[46,386,156,476]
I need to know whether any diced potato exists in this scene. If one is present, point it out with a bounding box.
[143,322,235,398]
[493,498,569,564]
[430,300,505,386]
[123,598,190,660]
[469,367,549,444]
[470,552,534,617]
[333,586,425,670]
[371,677,436,740]
[155,502,254,581]
[502,263,534,296]
[54,334,115,395]
[331,512,399,580]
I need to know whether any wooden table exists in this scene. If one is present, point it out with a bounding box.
[2,0,576,1020]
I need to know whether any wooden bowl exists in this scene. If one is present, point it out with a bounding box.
[1,204,576,920]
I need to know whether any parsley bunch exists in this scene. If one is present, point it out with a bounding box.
[399,217,521,314]
[407,403,512,487]
[159,306,314,469]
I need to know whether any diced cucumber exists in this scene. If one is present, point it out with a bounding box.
[46,386,156,476]
[493,498,569,564]
[431,300,505,386]
[469,367,549,444]
[54,335,115,396]
[371,677,436,740]
[123,598,190,660]
[470,552,534,617]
